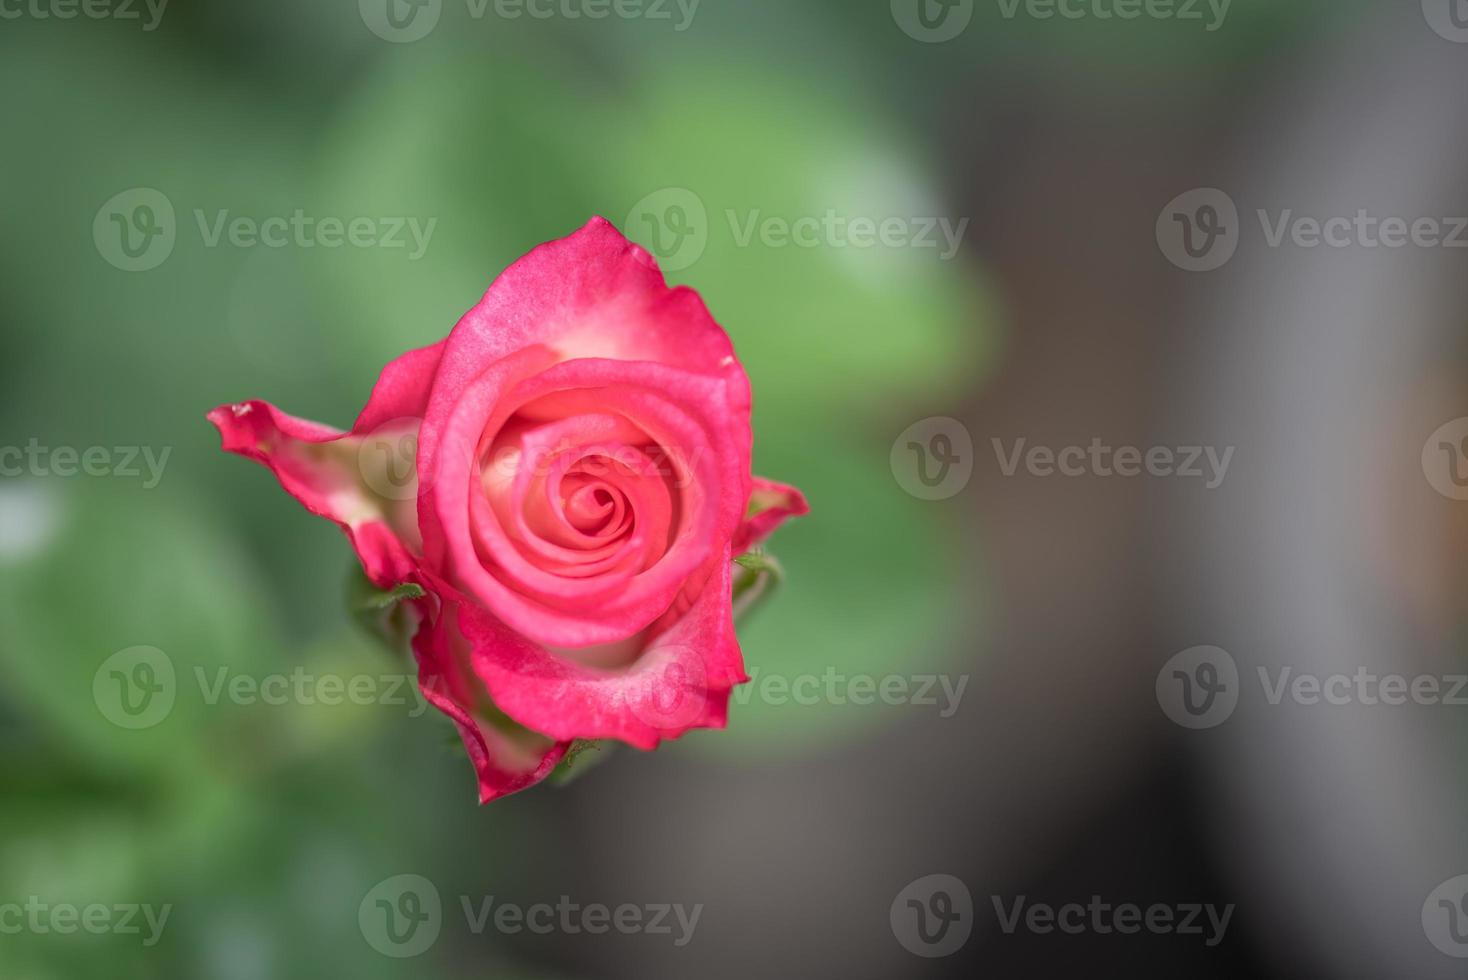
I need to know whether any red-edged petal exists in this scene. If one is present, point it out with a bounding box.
[734,477,811,555]
[416,218,753,575]
[429,357,743,648]
[432,216,742,384]
[412,596,569,803]
[457,549,745,750]
[207,340,444,587]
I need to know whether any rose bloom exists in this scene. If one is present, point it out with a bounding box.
[209,218,807,802]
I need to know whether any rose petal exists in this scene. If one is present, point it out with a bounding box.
[734,477,811,555]
[416,218,753,580]
[412,596,569,803]
[207,340,444,586]
[211,219,811,798]
[458,549,744,750]
[491,414,668,579]
[432,216,744,386]
[431,357,742,647]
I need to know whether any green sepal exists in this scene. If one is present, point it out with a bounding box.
[550,739,611,786]
[732,549,783,623]
[346,566,425,657]
[356,580,426,610]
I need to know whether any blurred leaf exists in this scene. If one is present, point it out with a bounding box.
[0,482,279,781]
[603,58,988,425]
[0,31,351,446]
[313,43,615,381]
[732,549,783,623]
[314,45,991,425]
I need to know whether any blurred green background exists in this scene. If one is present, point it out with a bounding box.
[0,1,1362,978]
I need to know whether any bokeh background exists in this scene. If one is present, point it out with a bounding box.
[3,0,1467,977]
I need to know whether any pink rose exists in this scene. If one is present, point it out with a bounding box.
[209,218,807,802]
